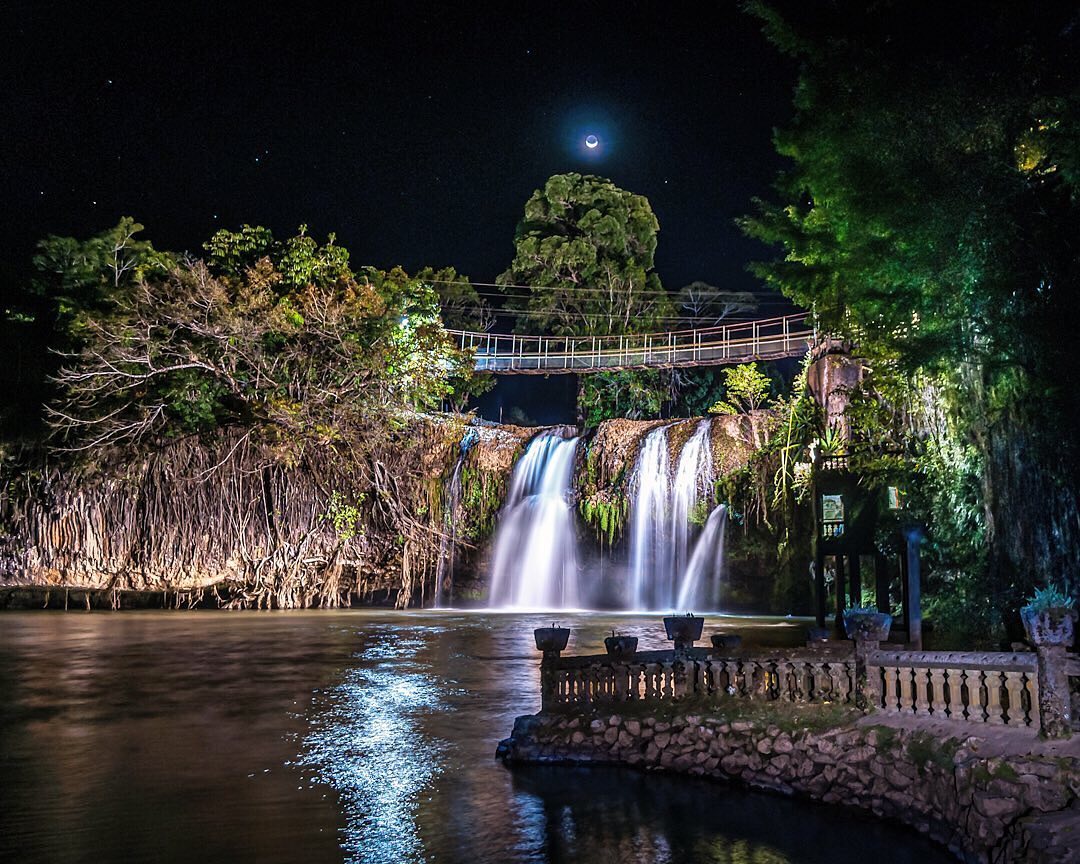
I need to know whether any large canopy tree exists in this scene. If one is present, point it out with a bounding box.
[742,1,1080,626]
[499,173,678,425]
[499,172,673,337]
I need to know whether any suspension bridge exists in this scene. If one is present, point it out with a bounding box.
[448,312,814,374]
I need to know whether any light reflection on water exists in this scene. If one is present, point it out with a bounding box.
[301,632,451,864]
[0,611,955,864]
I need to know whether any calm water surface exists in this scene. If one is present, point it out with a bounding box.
[0,611,954,864]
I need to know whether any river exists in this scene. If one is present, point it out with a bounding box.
[0,611,953,864]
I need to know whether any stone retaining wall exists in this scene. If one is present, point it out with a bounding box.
[498,711,1080,863]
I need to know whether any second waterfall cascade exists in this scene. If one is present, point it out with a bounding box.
[487,431,581,609]
[627,419,725,611]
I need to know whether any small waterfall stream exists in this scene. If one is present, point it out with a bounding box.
[676,504,728,610]
[487,431,581,609]
[434,428,478,608]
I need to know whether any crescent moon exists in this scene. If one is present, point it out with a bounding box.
[585,135,599,149]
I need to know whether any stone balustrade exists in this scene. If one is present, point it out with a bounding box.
[542,647,857,711]
[867,649,1040,730]
[537,619,1075,738]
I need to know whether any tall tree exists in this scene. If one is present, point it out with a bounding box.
[742,1,1080,623]
[499,173,678,426]
[499,173,673,337]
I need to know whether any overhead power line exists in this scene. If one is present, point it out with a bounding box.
[425,277,789,298]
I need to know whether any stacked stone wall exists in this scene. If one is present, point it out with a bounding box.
[498,711,1080,863]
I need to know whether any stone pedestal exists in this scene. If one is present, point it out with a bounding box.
[1021,608,1074,739]
[1035,645,1072,739]
[854,637,881,709]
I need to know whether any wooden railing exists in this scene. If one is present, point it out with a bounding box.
[867,649,1040,730]
[449,312,814,374]
[541,648,856,710]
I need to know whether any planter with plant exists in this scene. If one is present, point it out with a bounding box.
[842,606,892,643]
[1021,586,1076,648]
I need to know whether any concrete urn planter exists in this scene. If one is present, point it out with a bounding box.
[534,627,570,654]
[664,615,705,649]
[604,635,638,659]
[842,610,892,643]
[1021,607,1076,648]
[710,633,743,653]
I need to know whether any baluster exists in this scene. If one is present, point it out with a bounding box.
[747,661,760,699]
[674,660,689,700]
[631,665,641,701]
[722,660,737,696]
[897,666,915,713]
[825,662,845,704]
[882,666,899,712]
[778,661,796,701]
[966,669,986,722]
[1025,672,1040,732]
[985,670,1005,724]
[1003,670,1026,726]
[913,667,931,715]
[946,667,965,720]
[929,668,947,716]
[766,662,779,700]
[806,661,821,702]
[810,662,827,701]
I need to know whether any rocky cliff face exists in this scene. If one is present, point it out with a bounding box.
[0,409,791,610]
[0,416,535,608]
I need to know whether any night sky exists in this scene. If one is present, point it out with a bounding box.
[1,2,798,307]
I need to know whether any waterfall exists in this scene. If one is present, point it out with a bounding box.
[676,504,728,611]
[627,425,673,609]
[434,428,478,608]
[487,431,581,609]
[671,420,714,581]
[627,419,720,611]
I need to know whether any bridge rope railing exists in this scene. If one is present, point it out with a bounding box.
[447,311,814,373]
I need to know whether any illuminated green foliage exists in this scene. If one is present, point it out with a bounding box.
[744,1,1080,632]
[47,226,458,454]
[324,491,365,542]
[708,363,773,415]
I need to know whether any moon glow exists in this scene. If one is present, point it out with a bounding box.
[585,134,599,149]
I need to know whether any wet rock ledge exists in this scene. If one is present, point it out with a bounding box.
[497,710,1080,863]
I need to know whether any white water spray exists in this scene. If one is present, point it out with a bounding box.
[487,432,581,609]
[627,419,724,610]
[676,504,728,611]
[671,420,714,580]
[627,425,673,609]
